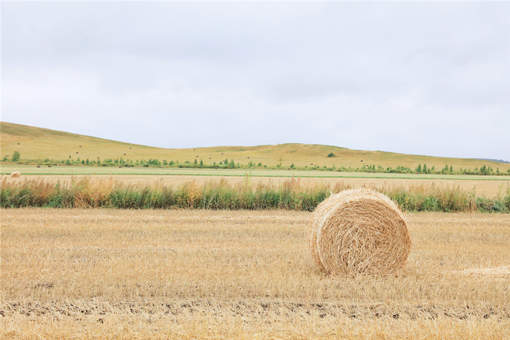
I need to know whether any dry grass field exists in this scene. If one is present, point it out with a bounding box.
[3,121,510,171]
[1,209,509,339]
[3,172,509,198]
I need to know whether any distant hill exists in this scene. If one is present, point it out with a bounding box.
[1,121,509,171]
[476,158,510,164]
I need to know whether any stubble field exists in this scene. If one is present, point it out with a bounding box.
[1,209,509,339]
[3,171,510,198]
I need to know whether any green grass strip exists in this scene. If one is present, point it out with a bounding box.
[1,178,509,213]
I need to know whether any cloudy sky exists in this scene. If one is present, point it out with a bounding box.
[2,2,509,160]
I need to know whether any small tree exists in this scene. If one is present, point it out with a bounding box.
[12,151,20,162]
[327,152,335,158]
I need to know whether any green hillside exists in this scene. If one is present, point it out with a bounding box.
[1,121,509,172]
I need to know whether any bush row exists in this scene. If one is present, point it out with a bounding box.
[1,178,509,212]
[5,150,510,176]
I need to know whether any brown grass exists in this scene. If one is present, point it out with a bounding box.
[1,209,509,339]
[4,173,509,197]
[312,189,411,275]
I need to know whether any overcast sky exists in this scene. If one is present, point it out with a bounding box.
[2,2,510,160]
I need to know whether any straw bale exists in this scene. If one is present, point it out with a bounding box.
[310,189,410,275]
[10,171,21,178]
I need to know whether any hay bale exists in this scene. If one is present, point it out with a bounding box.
[10,171,21,178]
[310,193,339,272]
[310,189,411,275]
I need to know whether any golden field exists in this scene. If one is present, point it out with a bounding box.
[3,121,510,171]
[3,172,509,197]
[1,209,509,339]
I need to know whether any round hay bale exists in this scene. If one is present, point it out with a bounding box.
[310,192,340,271]
[310,189,411,275]
[10,171,21,178]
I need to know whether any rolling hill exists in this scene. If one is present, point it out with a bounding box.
[1,121,509,172]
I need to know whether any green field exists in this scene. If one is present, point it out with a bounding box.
[3,121,509,172]
[3,164,510,181]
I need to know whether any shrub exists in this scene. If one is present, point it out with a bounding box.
[422,196,440,211]
[477,197,509,213]
[11,151,20,162]
[504,193,510,210]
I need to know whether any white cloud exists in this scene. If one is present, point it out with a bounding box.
[2,2,510,159]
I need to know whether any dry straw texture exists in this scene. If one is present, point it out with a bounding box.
[2,209,509,339]
[311,188,411,275]
[9,171,21,178]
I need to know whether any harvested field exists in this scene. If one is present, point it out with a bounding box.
[3,173,510,197]
[1,209,509,339]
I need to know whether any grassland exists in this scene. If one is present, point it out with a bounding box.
[1,209,509,339]
[3,164,510,200]
[3,174,509,199]
[3,121,510,338]
[4,164,510,180]
[3,121,510,171]
[2,177,510,212]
